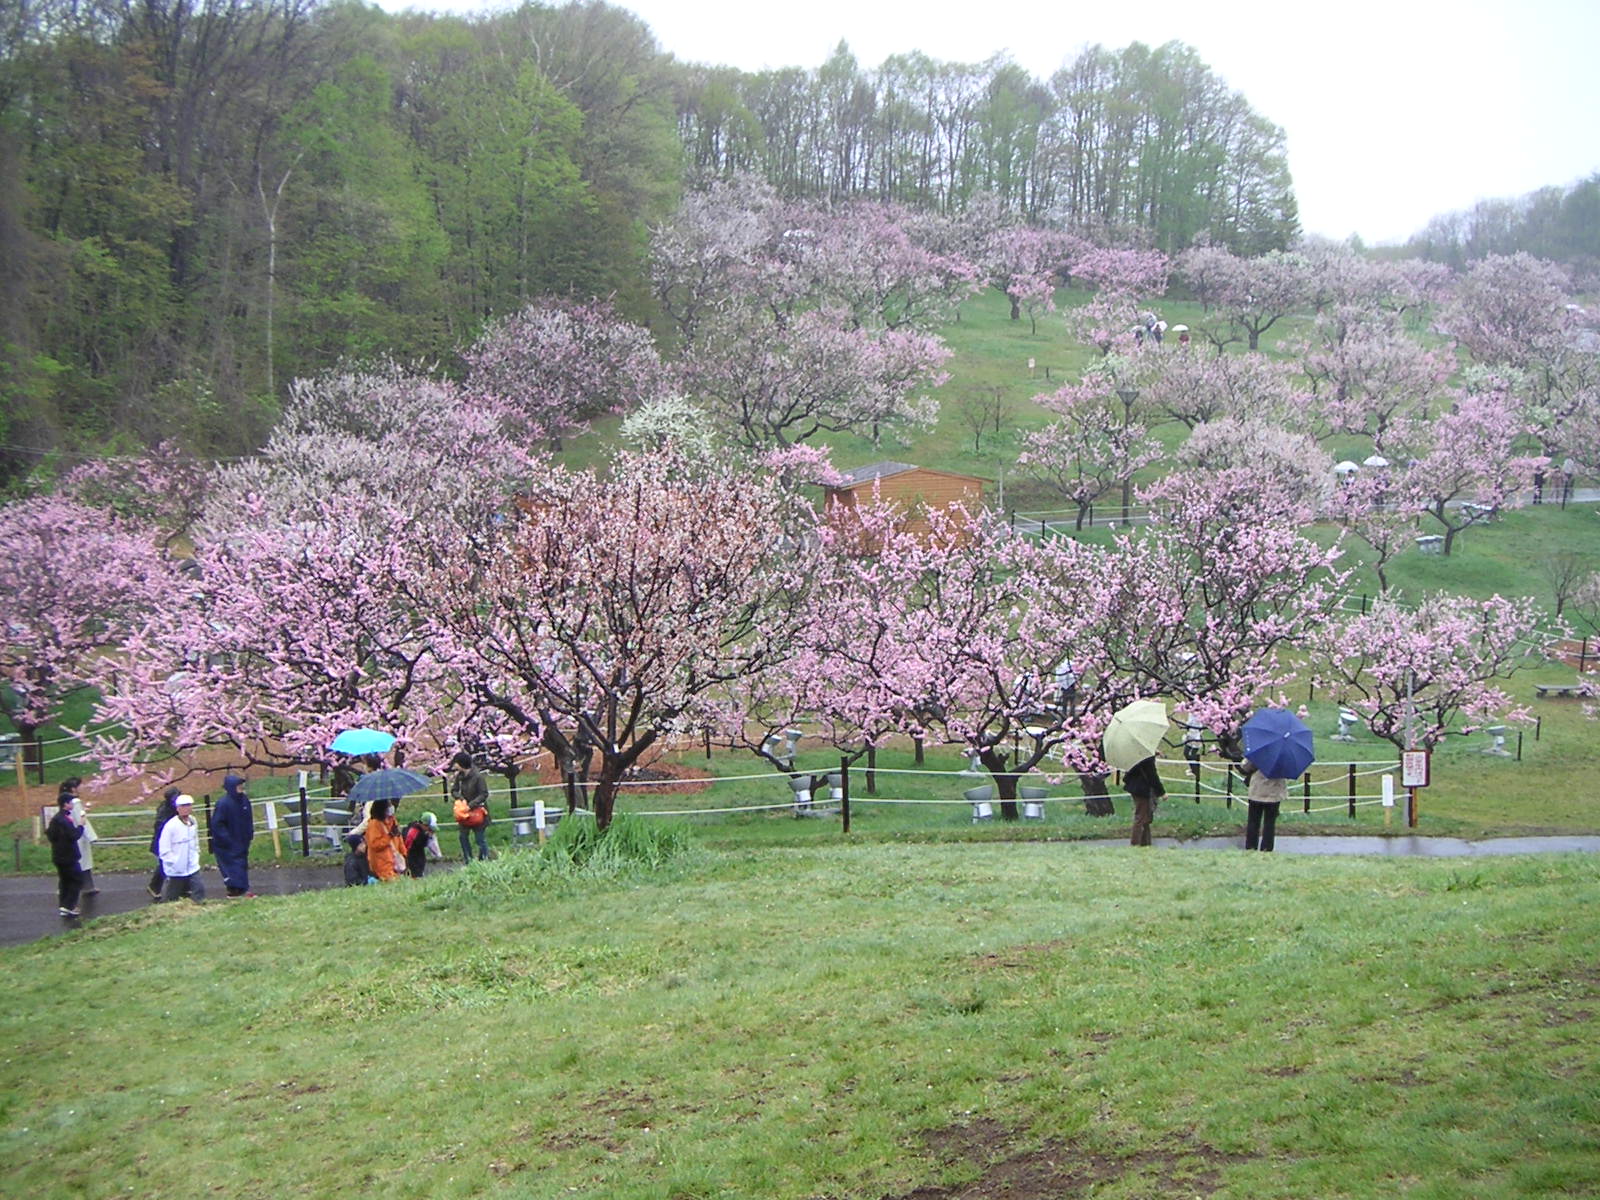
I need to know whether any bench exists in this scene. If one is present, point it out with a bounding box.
[1535,683,1586,699]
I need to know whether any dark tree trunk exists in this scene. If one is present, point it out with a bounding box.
[1079,771,1114,817]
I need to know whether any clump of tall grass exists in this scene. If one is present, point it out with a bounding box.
[423,813,697,906]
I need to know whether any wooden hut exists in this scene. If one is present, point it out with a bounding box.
[822,461,988,538]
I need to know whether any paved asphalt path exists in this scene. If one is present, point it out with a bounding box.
[1,858,462,949]
[6,837,1600,949]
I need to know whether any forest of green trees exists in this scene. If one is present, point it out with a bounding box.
[1404,174,1600,281]
[0,0,1305,484]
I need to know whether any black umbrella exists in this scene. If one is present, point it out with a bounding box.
[346,768,433,807]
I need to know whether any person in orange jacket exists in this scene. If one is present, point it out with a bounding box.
[363,798,406,882]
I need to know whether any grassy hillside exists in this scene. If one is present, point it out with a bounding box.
[3,841,1596,1198]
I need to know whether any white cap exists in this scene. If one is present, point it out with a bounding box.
[175,794,195,807]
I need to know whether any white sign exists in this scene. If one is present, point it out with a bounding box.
[264,802,279,831]
[534,800,547,831]
[1401,750,1430,789]
[1381,774,1395,808]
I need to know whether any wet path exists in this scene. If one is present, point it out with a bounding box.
[5,837,1599,948]
[0,860,459,949]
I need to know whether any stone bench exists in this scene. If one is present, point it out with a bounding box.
[1535,683,1585,699]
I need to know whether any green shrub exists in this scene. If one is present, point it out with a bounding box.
[425,813,696,906]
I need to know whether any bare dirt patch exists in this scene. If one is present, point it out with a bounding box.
[881,1119,1254,1200]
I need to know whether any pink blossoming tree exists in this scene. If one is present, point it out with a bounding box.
[1313,593,1549,751]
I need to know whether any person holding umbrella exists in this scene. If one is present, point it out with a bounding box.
[1104,699,1171,847]
[1124,756,1166,847]
[1240,760,1287,851]
[363,798,407,882]
[1238,708,1316,853]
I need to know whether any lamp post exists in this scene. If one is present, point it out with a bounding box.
[1115,387,1140,522]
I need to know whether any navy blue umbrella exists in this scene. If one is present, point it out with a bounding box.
[1242,708,1316,780]
[346,767,433,807]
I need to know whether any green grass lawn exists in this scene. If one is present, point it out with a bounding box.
[2,837,1596,1198]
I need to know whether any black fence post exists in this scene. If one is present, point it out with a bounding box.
[1535,716,1542,743]
[1516,730,1523,762]
[866,745,876,794]
[1347,764,1356,819]
[298,782,310,858]
[1225,766,1234,809]
[839,756,850,835]
[1303,773,1311,814]
[914,735,924,765]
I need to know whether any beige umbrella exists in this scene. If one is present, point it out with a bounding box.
[1103,699,1170,770]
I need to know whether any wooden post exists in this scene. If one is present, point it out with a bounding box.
[839,756,850,835]
[1407,787,1418,828]
[1347,763,1356,818]
[15,753,28,820]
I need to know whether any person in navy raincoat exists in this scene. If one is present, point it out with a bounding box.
[212,773,255,897]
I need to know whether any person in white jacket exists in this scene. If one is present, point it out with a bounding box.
[157,795,207,903]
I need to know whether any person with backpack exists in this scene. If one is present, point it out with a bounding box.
[403,811,444,877]
[450,751,491,862]
[46,792,86,918]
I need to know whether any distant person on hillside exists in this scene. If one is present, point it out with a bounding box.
[158,795,206,903]
[46,792,86,918]
[1124,755,1165,847]
[148,786,181,898]
[212,773,255,897]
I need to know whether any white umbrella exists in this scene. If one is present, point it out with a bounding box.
[1333,460,1359,475]
[1363,454,1390,468]
[1169,324,1189,333]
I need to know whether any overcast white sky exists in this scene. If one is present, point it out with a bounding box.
[374,0,1600,245]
